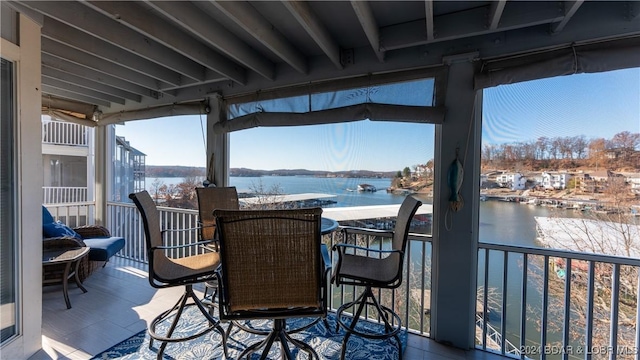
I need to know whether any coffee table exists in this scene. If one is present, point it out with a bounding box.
[42,247,90,309]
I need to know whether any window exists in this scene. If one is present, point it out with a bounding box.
[1,57,16,344]
[478,68,640,354]
[480,68,640,248]
[228,79,437,334]
[227,79,437,218]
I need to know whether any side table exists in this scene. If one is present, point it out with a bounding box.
[42,247,90,309]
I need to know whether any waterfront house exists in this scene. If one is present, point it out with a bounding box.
[3,2,640,359]
[495,172,526,190]
[541,171,573,190]
[622,173,640,194]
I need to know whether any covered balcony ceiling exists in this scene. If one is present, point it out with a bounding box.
[10,1,640,119]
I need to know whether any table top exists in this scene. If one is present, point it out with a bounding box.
[42,247,90,264]
[321,217,338,235]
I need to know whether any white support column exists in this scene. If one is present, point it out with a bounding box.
[86,125,95,203]
[206,94,228,186]
[94,125,108,225]
[3,12,43,359]
[431,56,481,349]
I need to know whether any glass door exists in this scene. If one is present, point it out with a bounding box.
[1,57,17,344]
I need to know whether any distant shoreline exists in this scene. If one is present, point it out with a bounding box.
[146,165,396,179]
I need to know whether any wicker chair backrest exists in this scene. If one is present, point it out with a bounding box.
[214,208,323,313]
[195,187,239,242]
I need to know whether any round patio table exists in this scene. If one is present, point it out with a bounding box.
[321,217,338,235]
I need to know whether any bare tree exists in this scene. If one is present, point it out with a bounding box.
[149,178,165,204]
[243,179,288,210]
[534,206,640,354]
[536,137,549,160]
[588,138,607,169]
[612,131,640,150]
[573,135,588,160]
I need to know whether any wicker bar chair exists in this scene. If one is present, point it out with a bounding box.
[214,208,329,360]
[129,191,227,359]
[331,195,422,360]
[195,186,240,319]
[195,186,239,248]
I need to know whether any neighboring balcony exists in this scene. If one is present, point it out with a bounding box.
[42,120,92,205]
[41,202,640,360]
[42,120,89,147]
[42,186,88,205]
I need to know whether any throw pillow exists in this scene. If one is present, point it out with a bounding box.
[43,221,84,240]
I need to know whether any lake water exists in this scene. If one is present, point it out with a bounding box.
[148,175,549,246]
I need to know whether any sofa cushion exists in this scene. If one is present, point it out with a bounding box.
[43,221,83,241]
[83,237,125,262]
[42,206,55,224]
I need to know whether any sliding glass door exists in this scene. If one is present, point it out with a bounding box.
[1,57,17,344]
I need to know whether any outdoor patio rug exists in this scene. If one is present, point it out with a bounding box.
[92,306,406,359]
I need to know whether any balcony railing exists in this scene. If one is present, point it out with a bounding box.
[48,201,640,358]
[44,202,95,228]
[42,120,88,146]
[43,186,88,204]
[478,243,640,359]
[105,201,434,337]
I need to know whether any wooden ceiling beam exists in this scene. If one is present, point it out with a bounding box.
[488,0,507,30]
[85,1,246,84]
[23,1,208,82]
[146,1,274,81]
[281,0,343,70]
[210,0,308,74]
[551,1,584,34]
[350,1,385,62]
[42,17,183,87]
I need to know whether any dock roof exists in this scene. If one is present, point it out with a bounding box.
[323,203,433,222]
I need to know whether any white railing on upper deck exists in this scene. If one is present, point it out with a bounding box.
[43,187,88,204]
[107,202,203,262]
[44,202,95,228]
[477,242,640,360]
[105,201,434,337]
[42,120,88,146]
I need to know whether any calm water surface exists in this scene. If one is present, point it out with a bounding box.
[149,175,555,245]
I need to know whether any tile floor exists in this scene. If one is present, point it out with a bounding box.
[29,257,509,360]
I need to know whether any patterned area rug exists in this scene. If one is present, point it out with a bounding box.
[92,306,406,359]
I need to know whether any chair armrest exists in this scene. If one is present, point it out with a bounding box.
[161,227,203,233]
[150,239,216,251]
[332,243,403,256]
[341,226,394,238]
[43,237,86,250]
[321,244,331,273]
[74,225,111,238]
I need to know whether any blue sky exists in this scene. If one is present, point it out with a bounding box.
[116,117,434,172]
[116,68,639,171]
[482,68,640,145]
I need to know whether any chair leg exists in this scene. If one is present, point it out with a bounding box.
[338,290,369,360]
[148,285,227,359]
[237,319,320,360]
[336,286,403,360]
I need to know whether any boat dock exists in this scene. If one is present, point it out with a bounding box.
[239,193,337,207]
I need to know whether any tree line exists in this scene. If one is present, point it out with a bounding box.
[482,131,640,170]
